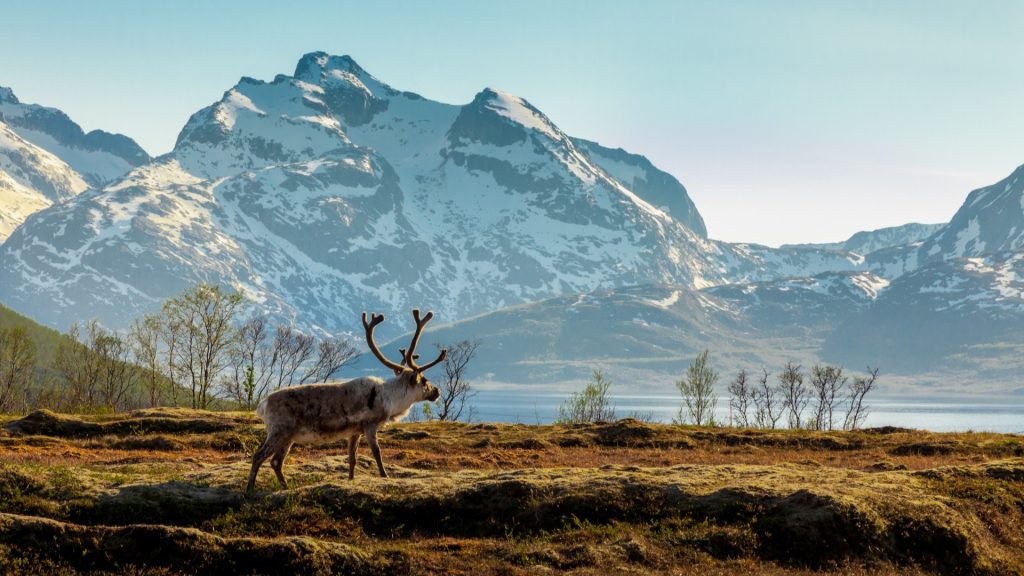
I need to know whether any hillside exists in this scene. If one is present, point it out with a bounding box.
[0,302,68,372]
[375,274,886,389]
[0,409,1022,574]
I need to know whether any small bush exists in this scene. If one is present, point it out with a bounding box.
[556,370,616,424]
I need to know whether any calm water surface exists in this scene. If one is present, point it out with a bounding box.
[464,390,1024,433]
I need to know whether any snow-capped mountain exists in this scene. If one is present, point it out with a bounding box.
[0,53,858,338]
[917,165,1024,261]
[379,162,1024,392]
[375,271,888,388]
[0,120,88,240]
[0,87,149,241]
[825,251,1024,388]
[784,222,944,256]
[3,54,1022,391]
[865,165,1024,278]
[0,86,150,186]
[571,138,706,237]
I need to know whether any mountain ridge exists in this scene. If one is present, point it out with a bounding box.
[0,53,1022,391]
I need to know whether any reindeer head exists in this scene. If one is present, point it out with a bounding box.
[362,309,445,402]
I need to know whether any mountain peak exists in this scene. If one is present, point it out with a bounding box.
[294,51,366,81]
[464,86,560,141]
[0,86,18,104]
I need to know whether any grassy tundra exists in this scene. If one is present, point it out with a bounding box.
[0,409,1022,575]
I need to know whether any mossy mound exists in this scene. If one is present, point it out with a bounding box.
[4,410,246,438]
[0,513,382,575]
[3,458,1013,573]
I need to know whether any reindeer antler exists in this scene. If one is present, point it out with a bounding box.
[398,348,420,366]
[404,309,447,373]
[361,312,405,374]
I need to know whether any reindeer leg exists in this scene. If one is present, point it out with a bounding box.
[246,436,277,492]
[348,433,361,480]
[270,442,293,489]
[365,426,389,478]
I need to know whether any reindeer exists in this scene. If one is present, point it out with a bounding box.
[245,309,446,492]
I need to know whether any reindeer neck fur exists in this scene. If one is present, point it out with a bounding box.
[378,371,424,423]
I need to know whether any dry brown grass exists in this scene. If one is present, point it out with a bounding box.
[0,410,1022,575]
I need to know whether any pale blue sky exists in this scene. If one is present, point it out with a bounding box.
[2,1,1021,245]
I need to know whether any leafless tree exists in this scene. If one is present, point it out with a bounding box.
[844,367,880,430]
[270,326,314,390]
[429,339,480,422]
[163,284,245,409]
[0,326,36,413]
[676,350,718,426]
[158,314,182,407]
[53,320,138,412]
[727,368,752,428]
[93,330,135,411]
[130,314,163,407]
[779,362,808,429]
[225,315,272,409]
[300,335,358,384]
[810,365,846,431]
[55,321,104,410]
[751,368,782,429]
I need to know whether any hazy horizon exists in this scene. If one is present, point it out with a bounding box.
[2,0,1021,246]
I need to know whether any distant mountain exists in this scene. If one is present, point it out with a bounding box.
[916,165,1024,261]
[784,222,944,256]
[0,121,88,239]
[825,250,1024,390]
[376,271,888,389]
[571,138,707,237]
[0,52,857,340]
[381,164,1024,393]
[0,86,150,241]
[0,86,150,186]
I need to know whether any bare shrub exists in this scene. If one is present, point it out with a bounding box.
[751,368,783,429]
[844,367,880,430]
[428,339,480,422]
[300,336,358,384]
[810,364,846,431]
[163,284,245,409]
[727,368,752,428]
[779,362,808,429]
[676,350,718,427]
[130,314,164,408]
[557,370,616,424]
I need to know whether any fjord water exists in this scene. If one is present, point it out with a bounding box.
[466,390,1024,433]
